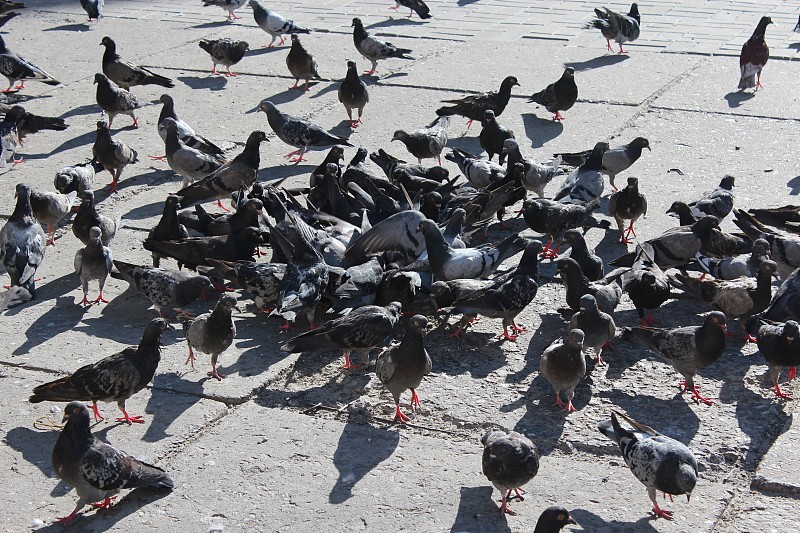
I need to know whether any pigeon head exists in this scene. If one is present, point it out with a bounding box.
[482,109,496,124]
[257,100,278,116]
[625,177,639,189]
[88,226,103,242]
[719,175,735,190]
[351,17,363,28]
[423,191,442,208]
[755,16,773,37]
[428,166,449,181]
[408,314,429,334]
[631,137,650,151]
[561,229,585,248]
[665,201,690,217]
[417,219,439,236]
[245,130,269,147]
[80,190,96,204]
[675,462,698,502]
[62,401,91,425]
[149,317,173,334]
[243,198,263,214]
[5,106,25,122]
[752,238,770,256]
[324,162,339,177]
[216,293,238,313]
[161,117,179,133]
[562,67,575,79]
[705,311,728,332]
[501,138,519,154]
[501,76,521,89]
[235,40,250,53]
[430,281,450,301]
[346,60,357,70]
[480,427,506,447]
[535,506,577,531]
[99,36,116,49]
[566,328,585,348]
[758,260,778,278]
[93,72,109,85]
[165,194,181,208]
[628,3,640,22]
[579,294,598,311]
[692,215,720,233]
[555,258,581,276]
[640,271,657,286]
[159,93,174,107]
[784,321,799,342]
[391,130,409,143]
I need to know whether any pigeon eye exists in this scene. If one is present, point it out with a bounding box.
[558,514,565,520]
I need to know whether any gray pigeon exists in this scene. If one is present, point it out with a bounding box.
[72,190,119,247]
[556,137,650,190]
[198,38,249,76]
[54,160,104,197]
[598,411,697,521]
[51,401,174,524]
[556,257,622,314]
[202,0,246,21]
[561,229,603,281]
[344,210,426,267]
[445,147,505,189]
[587,3,641,54]
[81,0,103,21]
[100,36,174,90]
[621,242,671,326]
[392,116,449,165]
[204,258,285,312]
[0,34,60,93]
[375,314,431,422]
[502,139,563,198]
[338,60,369,128]
[111,260,212,316]
[688,175,735,220]
[481,428,540,515]
[528,67,578,121]
[540,329,586,412]
[553,142,608,204]
[29,188,77,246]
[162,117,225,189]
[351,17,413,75]
[0,183,45,306]
[74,226,113,306]
[94,73,141,129]
[696,238,770,281]
[271,229,330,328]
[749,318,800,399]
[185,293,237,380]
[153,94,224,159]
[251,0,310,47]
[92,120,138,193]
[0,106,20,166]
[286,34,321,91]
[569,294,616,366]
[258,99,352,163]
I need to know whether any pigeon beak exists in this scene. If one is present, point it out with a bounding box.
[645,145,651,151]
[687,493,691,503]
[566,517,577,525]
[62,412,70,423]
[720,323,728,333]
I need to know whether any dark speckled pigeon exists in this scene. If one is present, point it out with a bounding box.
[481,427,540,515]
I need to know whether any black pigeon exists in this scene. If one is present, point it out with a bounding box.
[74,226,113,305]
[622,311,728,405]
[185,293,237,380]
[54,160,105,197]
[621,243,671,326]
[111,260,212,315]
[598,411,697,521]
[251,0,310,47]
[351,17,413,75]
[338,60,369,128]
[521,198,606,258]
[561,229,603,281]
[142,227,263,271]
[392,116,448,165]
[370,148,449,182]
[162,118,224,189]
[344,210,427,267]
[763,268,800,323]
[30,319,169,424]
[480,109,515,164]
[436,76,520,128]
[259,99,351,163]
[92,120,138,193]
[392,0,432,20]
[283,301,401,369]
[557,137,650,190]
[72,190,119,246]
[534,506,577,533]
[175,131,267,209]
[528,67,577,121]
[748,318,800,399]
[481,428,540,515]
[4,104,67,143]
[199,38,249,77]
[739,16,772,90]
[569,294,616,366]
[688,175,735,220]
[608,176,647,244]
[286,34,321,92]
[51,401,174,524]
[553,142,608,204]
[94,73,141,128]
[179,198,266,238]
[100,36,174,90]
[587,3,641,54]
[154,94,224,158]
[540,329,586,412]
[556,257,622,314]
[375,314,431,422]
[205,258,284,312]
[0,183,45,305]
[330,256,384,313]
[0,34,59,93]
[81,0,102,21]
[271,229,330,328]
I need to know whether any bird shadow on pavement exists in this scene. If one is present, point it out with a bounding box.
[723,91,755,108]
[122,199,171,221]
[190,20,232,30]
[569,508,660,532]
[28,129,97,158]
[366,18,427,31]
[106,169,172,194]
[11,294,82,356]
[598,389,700,443]
[258,86,306,105]
[786,176,800,195]
[427,330,507,378]
[447,135,484,156]
[219,320,293,378]
[142,372,207,443]
[60,104,100,120]
[505,312,565,384]
[43,23,91,32]
[564,55,628,72]
[457,0,481,5]
[522,113,563,148]
[177,75,228,92]
[246,46,284,57]
[4,426,63,486]
[309,82,339,100]
[329,412,401,504]
[450,486,511,532]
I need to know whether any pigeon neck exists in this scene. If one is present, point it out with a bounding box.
[421,227,451,268]
[207,305,233,330]
[102,44,119,65]
[233,136,262,170]
[132,329,164,375]
[397,328,426,363]
[164,128,181,156]
[57,418,94,457]
[158,102,176,125]
[345,67,360,84]
[353,24,369,44]
[11,191,33,220]
[582,148,605,171]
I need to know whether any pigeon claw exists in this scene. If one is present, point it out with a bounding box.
[409,388,421,410]
[56,510,81,524]
[498,327,518,342]
[339,353,363,370]
[393,404,412,423]
[225,68,237,77]
[774,384,793,400]
[92,293,109,304]
[148,154,167,161]
[91,497,116,509]
[689,387,713,406]
[497,495,517,516]
[554,395,566,409]
[116,413,144,424]
[652,503,674,521]
[552,112,564,121]
[563,400,577,413]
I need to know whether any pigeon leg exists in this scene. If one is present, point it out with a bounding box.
[618,44,627,54]
[410,388,421,410]
[92,291,109,304]
[606,39,614,52]
[1,80,15,93]
[14,80,25,90]
[407,9,414,18]
[497,324,518,342]
[263,36,277,48]
[512,488,527,500]
[393,403,411,423]
[774,384,792,400]
[625,223,637,238]
[552,112,564,121]
[594,349,606,366]
[689,386,713,406]
[554,393,566,409]
[497,492,517,515]
[466,119,474,129]
[511,322,527,333]
[116,402,144,424]
[278,320,295,331]
[215,199,231,212]
[652,503,674,521]
[80,291,90,306]
[788,367,797,382]
[47,225,56,246]
[339,351,364,370]
[106,176,118,194]
[186,345,196,368]
[55,506,82,524]
[307,322,319,331]
[148,154,167,161]
[11,157,25,165]
[446,327,464,338]
[91,496,116,509]
[303,80,311,92]
[278,36,286,46]
[208,354,225,380]
[90,401,105,422]
[289,148,307,163]
[662,492,674,502]
[211,65,219,75]
[225,67,237,77]
[132,116,139,128]
[755,72,763,90]
[289,79,300,90]
[389,4,399,10]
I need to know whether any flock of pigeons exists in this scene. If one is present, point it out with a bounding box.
[0,0,798,528]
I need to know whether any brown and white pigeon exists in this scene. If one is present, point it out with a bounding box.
[739,16,772,90]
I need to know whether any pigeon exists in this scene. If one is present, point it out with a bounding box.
[0,10,17,28]
[418,219,528,281]
[29,188,76,246]
[74,226,113,305]
[586,3,641,54]
[54,160,104,197]
[520,198,606,258]
[179,198,266,238]
[480,428,540,515]
[558,137,651,190]
[528,67,578,121]
[747,205,800,233]
[598,411,697,521]
[446,240,541,341]
[92,120,138,193]
[250,0,310,48]
[369,148,449,182]
[198,38,249,77]
[480,109,515,165]
[153,94,224,159]
[205,259,284,312]
[732,209,800,280]
[608,176,647,244]
[375,314,431,421]
[739,16,772,90]
[185,293,237,380]
[286,34,322,91]
[540,329,586,413]
[0,106,20,166]
[666,201,698,225]
[621,243,671,325]
[436,76,520,127]
[81,0,103,21]
[0,0,24,14]
[72,190,119,246]
[100,36,174,90]
[445,147,505,189]
[271,229,330,328]
[502,139,563,197]
[338,60,369,128]
[553,142,608,204]
[669,260,778,339]
[696,238,771,281]
[147,196,189,268]
[0,34,60,93]
[330,256,384,314]
[351,17,414,75]
[0,183,45,304]
[344,210,426,267]
[30,319,170,424]
[201,0,246,21]
[258,100,351,163]
[569,294,616,365]
[391,0,431,20]
[4,104,68,144]
[763,268,800,323]
[50,401,174,524]
[561,229,603,281]
[142,227,263,271]
[556,257,622,314]
[111,260,212,316]
[176,131,267,209]
[392,116,449,165]
[534,506,577,533]
[749,318,800,399]
[94,73,141,129]
[622,311,728,405]
[688,175,735,220]
[161,118,224,189]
